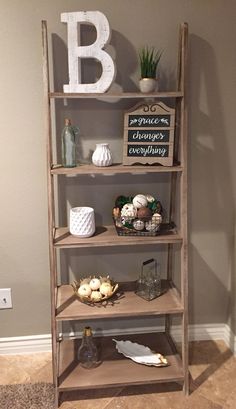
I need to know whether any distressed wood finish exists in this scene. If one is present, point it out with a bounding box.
[49,91,184,99]
[58,333,184,391]
[51,163,183,175]
[42,20,59,406]
[56,280,183,321]
[43,20,189,405]
[179,22,189,396]
[53,226,182,248]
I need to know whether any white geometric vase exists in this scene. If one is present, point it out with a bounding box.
[69,207,95,238]
[92,143,113,167]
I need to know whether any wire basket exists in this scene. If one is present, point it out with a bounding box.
[113,215,162,236]
[71,276,119,304]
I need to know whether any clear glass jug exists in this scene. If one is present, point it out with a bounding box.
[77,326,98,369]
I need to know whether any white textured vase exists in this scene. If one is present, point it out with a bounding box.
[139,78,158,93]
[92,143,113,167]
[69,207,95,238]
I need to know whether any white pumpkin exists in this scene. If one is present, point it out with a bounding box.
[89,277,101,290]
[78,284,92,297]
[90,290,102,301]
[100,282,113,296]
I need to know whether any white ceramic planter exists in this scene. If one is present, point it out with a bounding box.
[92,143,113,166]
[139,78,158,93]
[69,207,95,238]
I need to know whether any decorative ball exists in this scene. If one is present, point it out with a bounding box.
[89,277,101,291]
[133,194,148,209]
[133,219,145,231]
[121,203,137,219]
[121,217,133,227]
[90,290,102,301]
[152,213,162,224]
[146,194,155,203]
[78,284,92,297]
[100,282,113,296]
[145,221,160,232]
[137,206,152,221]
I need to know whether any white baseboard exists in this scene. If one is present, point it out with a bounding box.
[223,323,236,354]
[0,324,235,355]
[0,334,52,355]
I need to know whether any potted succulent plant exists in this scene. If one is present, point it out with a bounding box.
[139,46,162,93]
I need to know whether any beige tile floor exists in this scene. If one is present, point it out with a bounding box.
[0,340,236,408]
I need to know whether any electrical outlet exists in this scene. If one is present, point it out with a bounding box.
[0,288,12,309]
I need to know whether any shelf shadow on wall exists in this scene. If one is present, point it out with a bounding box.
[52,24,138,93]
[188,34,235,339]
[51,25,139,165]
[51,27,142,238]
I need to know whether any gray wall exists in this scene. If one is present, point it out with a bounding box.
[0,0,235,337]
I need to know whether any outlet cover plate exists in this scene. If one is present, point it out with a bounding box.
[0,288,12,309]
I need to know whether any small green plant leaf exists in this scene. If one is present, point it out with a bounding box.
[139,46,163,78]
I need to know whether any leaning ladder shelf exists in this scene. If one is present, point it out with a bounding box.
[42,20,189,407]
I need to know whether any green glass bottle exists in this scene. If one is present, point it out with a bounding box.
[61,118,76,167]
[77,327,98,369]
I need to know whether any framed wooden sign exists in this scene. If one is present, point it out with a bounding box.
[123,101,175,166]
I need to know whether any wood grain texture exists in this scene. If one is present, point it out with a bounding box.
[53,225,182,248]
[178,22,189,396]
[49,91,184,99]
[43,19,189,400]
[42,20,58,391]
[56,280,183,321]
[58,333,184,391]
[51,163,183,175]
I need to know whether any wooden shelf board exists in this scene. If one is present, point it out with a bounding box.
[58,333,184,391]
[50,91,183,99]
[56,280,183,321]
[53,225,182,248]
[51,163,183,175]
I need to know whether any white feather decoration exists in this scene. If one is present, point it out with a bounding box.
[112,339,168,367]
